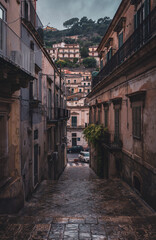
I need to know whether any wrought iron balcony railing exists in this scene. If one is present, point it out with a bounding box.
[0,19,35,76]
[92,7,156,88]
[47,107,70,123]
[102,131,123,151]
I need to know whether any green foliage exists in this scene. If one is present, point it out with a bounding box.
[80,47,89,58]
[55,59,80,68]
[83,57,96,68]
[64,38,76,44]
[63,17,79,28]
[83,124,108,146]
[44,16,111,48]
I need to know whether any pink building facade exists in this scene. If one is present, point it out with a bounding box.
[88,0,156,210]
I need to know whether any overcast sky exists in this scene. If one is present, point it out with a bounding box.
[37,0,122,30]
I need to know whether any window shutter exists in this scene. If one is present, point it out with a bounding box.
[72,117,77,127]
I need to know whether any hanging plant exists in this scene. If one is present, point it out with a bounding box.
[83,124,108,146]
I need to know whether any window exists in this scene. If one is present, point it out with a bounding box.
[0,4,6,21]
[88,89,90,93]
[71,88,74,93]
[94,107,96,123]
[115,109,120,140]
[30,41,34,51]
[74,80,76,83]
[72,116,77,127]
[98,106,101,124]
[48,89,52,120]
[56,94,58,107]
[84,83,86,86]
[0,4,6,50]
[132,106,141,139]
[134,0,150,30]
[32,79,38,100]
[77,138,80,141]
[118,32,123,48]
[48,129,52,151]
[72,133,76,137]
[105,109,108,128]
[24,1,28,20]
[68,80,70,84]
[79,89,82,93]
[88,83,90,86]
[34,129,38,140]
[107,48,112,62]
[29,81,33,100]
[72,133,77,146]
[0,115,8,159]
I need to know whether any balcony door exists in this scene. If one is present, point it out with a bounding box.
[72,133,77,146]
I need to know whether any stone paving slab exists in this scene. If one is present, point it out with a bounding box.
[0,216,156,239]
[0,162,156,239]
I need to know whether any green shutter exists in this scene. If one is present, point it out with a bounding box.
[72,116,77,127]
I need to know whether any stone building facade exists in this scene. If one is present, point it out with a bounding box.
[0,0,68,213]
[88,0,156,210]
[88,46,100,67]
[48,43,81,62]
[65,71,91,149]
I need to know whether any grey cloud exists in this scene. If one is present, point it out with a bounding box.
[37,0,122,30]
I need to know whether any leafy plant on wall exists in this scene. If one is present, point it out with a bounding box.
[83,124,108,178]
[83,124,108,146]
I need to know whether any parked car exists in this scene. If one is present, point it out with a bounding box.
[84,147,90,152]
[78,151,90,163]
[67,145,84,153]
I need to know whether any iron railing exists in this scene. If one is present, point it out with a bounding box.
[0,19,35,76]
[92,7,156,88]
[47,107,70,123]
[102,131,123,151]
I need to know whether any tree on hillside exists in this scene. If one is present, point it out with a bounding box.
[80,47,89,58]
[63,18,79,28]
[97,17,111,24]
[80,16,88,26]
[83,58,96,68]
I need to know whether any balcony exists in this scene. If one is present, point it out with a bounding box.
[58,108,70,120]
[47,107,70,125]
[102,131,123,152]
[92,7,156,88]
[21,1,44,42]
[0,19,35,91]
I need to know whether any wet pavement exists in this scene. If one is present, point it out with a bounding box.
[0,161,156,239]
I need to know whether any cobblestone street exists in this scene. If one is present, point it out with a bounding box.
[0,162,156,240]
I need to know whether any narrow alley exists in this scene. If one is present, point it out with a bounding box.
[0,161,155,240]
